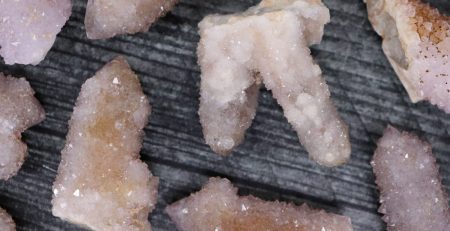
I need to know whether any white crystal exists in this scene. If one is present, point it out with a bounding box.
[85,0,178,39]
[52,57,159,231]
[0,74,45,180]
[198,0,350,166]
[166,177,353,231]
[0,0,72,65]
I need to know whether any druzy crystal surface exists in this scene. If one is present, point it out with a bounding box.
[0,208,15,231]
[198,0,350,166]
[372,126,450,231]
[0,0,72,65]
[85,0,178,39]
[366,0,450,112]
[0,74,45,180]
[52,57,158,231]
[166,178,353,231]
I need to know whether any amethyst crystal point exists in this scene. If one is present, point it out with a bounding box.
[372,126,450,231]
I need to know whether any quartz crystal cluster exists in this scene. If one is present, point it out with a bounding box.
[366,0,450,112]
[0,208,15,231]
[372,126,450,231]
[166,178,353,231]
[52,57,158,231]
[0,0,72,65]
[198,0,350,166]
[0,74,45,180]
[85,0,178,39]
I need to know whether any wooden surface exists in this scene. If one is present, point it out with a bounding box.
[0,0,449,230]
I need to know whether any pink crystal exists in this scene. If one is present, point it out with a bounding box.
[0,0,72,65]
[52,57,158,230]
[166,177,353,231]
[0,74,45,180]
[0,208,15,231]
[198,0,350,166]
[85,0,178,39]
[366,0,450,112]
[372,126,450,231]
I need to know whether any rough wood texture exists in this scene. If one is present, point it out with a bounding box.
[0,0,449,230]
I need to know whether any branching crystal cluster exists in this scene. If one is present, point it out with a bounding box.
[372,126,450,231]
[52,57,158,231]
[167,177,353,231]
[0,74,45,180]
[366,0,450,112]
[85,0,178,39]
[0,0,72,65]
[198,0,350,166]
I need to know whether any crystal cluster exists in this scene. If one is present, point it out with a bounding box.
[0,0,72,65]
[85,0,178,39]
[52,57,158,230]
[366,0,450,112]
[0,74,45,180]
[167,178,353,231]
[372,126,450,231]
[0,208,15,231]
[198,0,350,166]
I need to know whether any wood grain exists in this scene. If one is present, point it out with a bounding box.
[0,0,449,230]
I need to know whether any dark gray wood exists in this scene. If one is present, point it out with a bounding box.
[0,0,449,230]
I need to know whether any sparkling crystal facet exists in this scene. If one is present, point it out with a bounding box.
[366,0,450,112]
[372,126,450,231]
[167,178,353,231]
[198,0,350,166]
[52,57,158,231]
[0,0,72,65]
[85,0,178,39]
[0,74,45,180]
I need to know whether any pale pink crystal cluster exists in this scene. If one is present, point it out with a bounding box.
[372,126,450,231]
[366,0,450,112]
[0,0,72,65]
[0,208,15,231]
[0,74,45,180]
[198,0,351,166]
[52,57,158,231]
[85,0,178,39]
[166,178,353,231]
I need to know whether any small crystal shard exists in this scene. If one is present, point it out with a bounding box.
[0,0,72,65]
[0,208,15,231]
[198,0,350,166]
[85,0,178,39]
[166,177,353,231]
[366,0,450,112]
[372,126,450,231]
[52,57,159,230]
[0,74,45,180]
